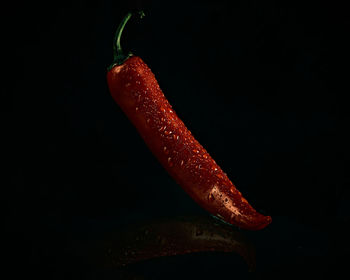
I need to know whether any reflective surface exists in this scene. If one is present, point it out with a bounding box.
[69,215,256,270]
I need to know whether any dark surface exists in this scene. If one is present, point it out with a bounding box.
[4,0,349,279]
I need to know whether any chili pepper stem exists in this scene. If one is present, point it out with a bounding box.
[108,11,145,70]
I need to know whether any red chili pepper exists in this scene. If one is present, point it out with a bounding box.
[107,12,271,230]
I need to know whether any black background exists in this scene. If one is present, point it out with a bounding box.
[4,0,349,279]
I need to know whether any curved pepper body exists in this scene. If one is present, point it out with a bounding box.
[107,56,271,230]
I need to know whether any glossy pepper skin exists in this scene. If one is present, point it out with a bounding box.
[107,13,271,230]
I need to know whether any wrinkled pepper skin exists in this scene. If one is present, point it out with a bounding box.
[107,56,271,230]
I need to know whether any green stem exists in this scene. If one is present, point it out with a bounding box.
[109,11,145,70]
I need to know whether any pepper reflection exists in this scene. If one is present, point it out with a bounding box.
[73,215,256,271]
